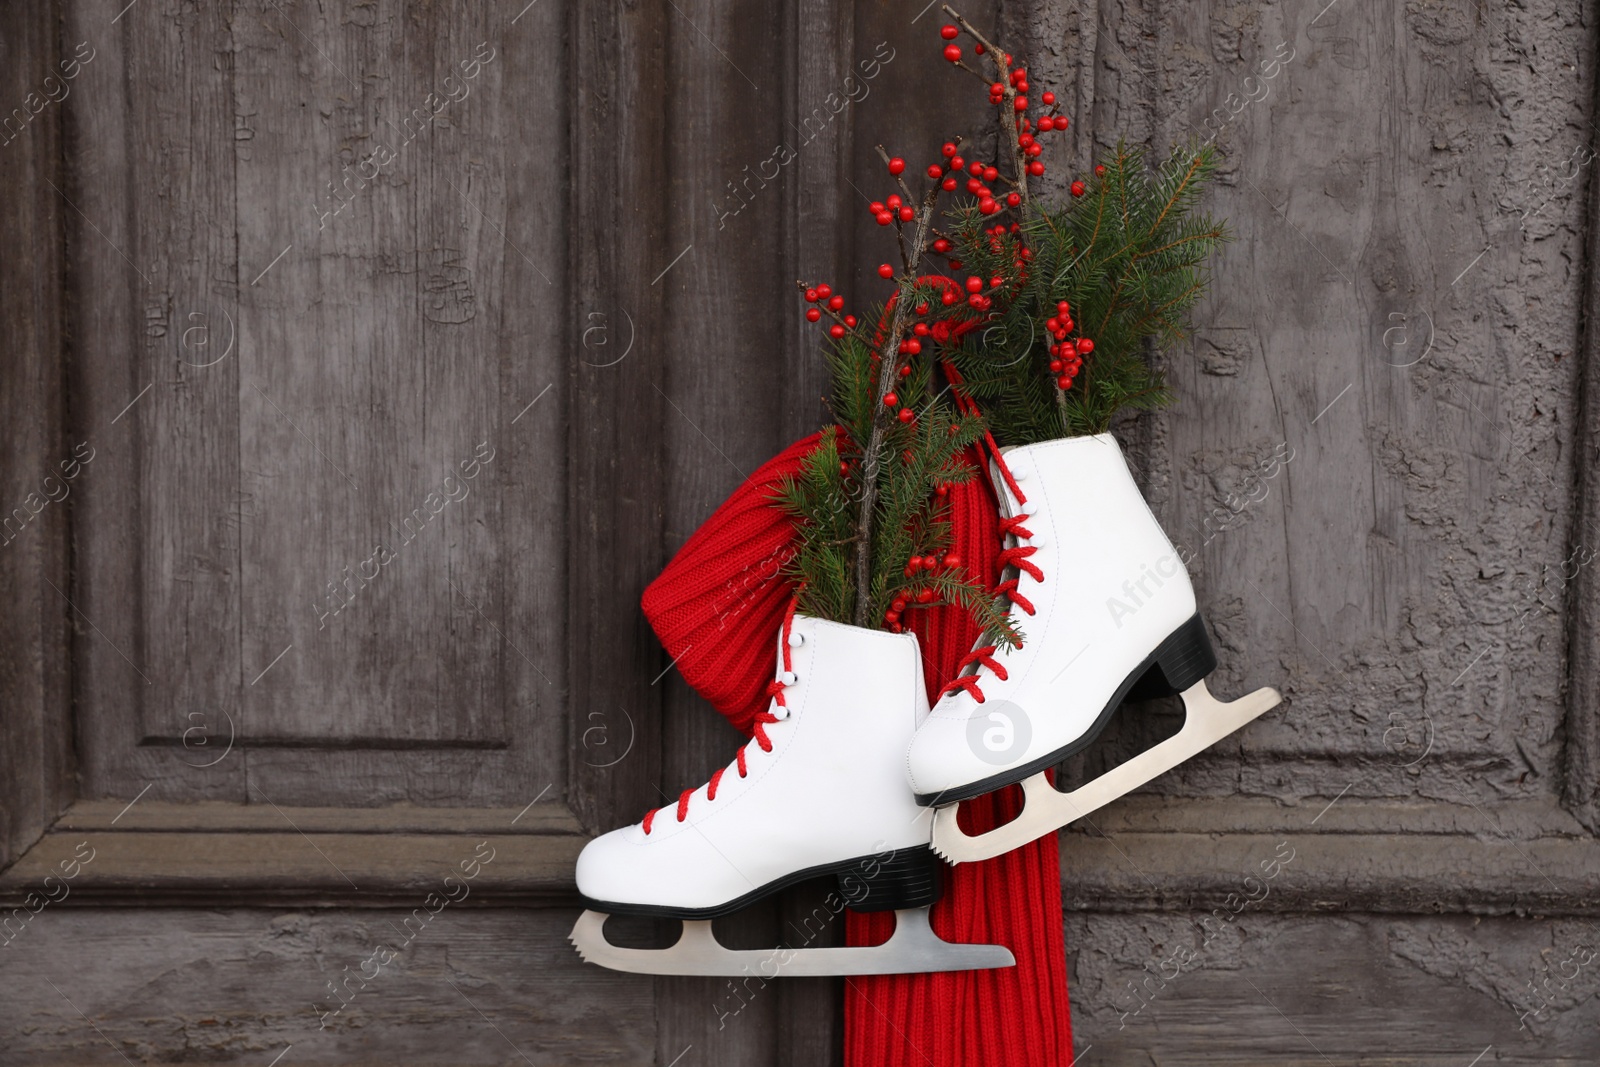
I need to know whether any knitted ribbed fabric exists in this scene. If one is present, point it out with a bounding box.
[640,434,1074,1066]
[641,432,821,737]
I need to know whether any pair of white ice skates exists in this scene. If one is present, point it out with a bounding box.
[572,434,1282,976]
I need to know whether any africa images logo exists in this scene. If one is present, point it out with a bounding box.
[966,699,1032,766]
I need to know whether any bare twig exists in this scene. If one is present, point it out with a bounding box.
[852,188,941,626]
[942,4,1028,209]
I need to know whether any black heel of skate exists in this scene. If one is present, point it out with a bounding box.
[1129,613,1218,699]
[837,846,944,912]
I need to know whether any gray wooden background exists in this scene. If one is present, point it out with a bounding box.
[2,0,1598,1063]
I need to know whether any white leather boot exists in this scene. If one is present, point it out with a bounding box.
[907,434,1281,863]
[570,613,1014,976]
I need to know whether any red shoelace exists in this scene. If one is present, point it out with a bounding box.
[643,596,800,834]
[937,417,1042,705]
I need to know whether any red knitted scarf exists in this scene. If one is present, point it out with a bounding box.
[641,434,1074,1066]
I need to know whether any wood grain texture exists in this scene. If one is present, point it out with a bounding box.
[0,0,72,872]
[1564,0,1600,834]
[1067,911,1600,1064]
[564,0,672,839]
[64,0,569,808]
[0,908,654,1066]
[5,0,1600,1062]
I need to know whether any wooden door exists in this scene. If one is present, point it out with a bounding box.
[3,0,1598,1063]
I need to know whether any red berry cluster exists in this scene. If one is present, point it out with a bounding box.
[884,551,964,631]
[1045,299,1092,391]
[801,283,859,340]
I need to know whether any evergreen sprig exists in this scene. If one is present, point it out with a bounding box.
[942,140,1229,442]
[774,297,1014,643]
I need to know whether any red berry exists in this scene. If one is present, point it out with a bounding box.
[989,275,1003,289]
[1006,192,1021,207]
[916,588,935,604]
[878,263,894,279]
[948,259,962,268]
[942,553,961,569]
[1042,91,1056,105]
[974,42,985,54]
[927,164,943,179]
[943,44,961,62]
[942,176,958,191]
[869,201,885,214]
[888,156,906,175]
[905,338,921,354]
[886,194,902,210]
[1027,143,1043,157]
[805,288,819,302]
[1038,116,1053,131]
[983,166,998,182]
[915,302,929,315]
[990,82,1004,95]
[899,364,912,378]
[1077,338,1094,354]
[932,238,951,253]
[817,284,832,298]
[1057,300,1070,314]
[830,324,846,338]
[1095,164,1105,176]
[968,293,985,309]
[965,275,983,293]
[1050,359,1063,372]
[875,211,893,226]
[1028,160,1045,177]
[806,307,821,322]
[940,24,958,40]
[845,314,857,327]
[950,155,964,170]
[1057,375,1072,389]
[828,295,844,311]
[1057,116,1070,129]
[883,392,899,407]
[979,197,999,214]
[1014,96,1028,112]
[892,597,908,612]
[1071,181,1086,197]
[899,206,915,222]
[898,408,914,423]
[941,142,957,157]
[885,609,900,624]
[840,461,850,475]
[1061,316,1073,331]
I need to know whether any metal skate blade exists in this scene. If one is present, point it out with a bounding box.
[933,680,1282,864]
[570,906,1014,977]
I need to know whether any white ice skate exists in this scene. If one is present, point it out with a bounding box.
[570,613,1015,976]
[908,434,1282,864]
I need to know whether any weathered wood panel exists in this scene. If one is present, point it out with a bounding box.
[0,0,72,871]
[565,0,672,839]
[4,0,1598,1063]
[66,0,570,808]
[0,908,655,1066]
